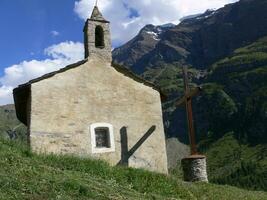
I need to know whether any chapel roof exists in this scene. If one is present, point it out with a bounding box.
[13,59,165,125]
[14,59,161,92]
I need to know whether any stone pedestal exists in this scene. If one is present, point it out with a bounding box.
[181,155,208,182]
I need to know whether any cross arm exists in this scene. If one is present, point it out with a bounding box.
[176,86,202,106]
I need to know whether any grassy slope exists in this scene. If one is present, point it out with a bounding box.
[1,139,267,200]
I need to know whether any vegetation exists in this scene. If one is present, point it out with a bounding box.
[204,133,267,191]
[111,0,267,192]
[194,37,267,191]
[203,36,267,145]
[0,138,267,200]
[146,36,267,191]
[0,105,27,141]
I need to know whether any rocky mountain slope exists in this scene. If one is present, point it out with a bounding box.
[113,0,267,73]
[113,0,267,191]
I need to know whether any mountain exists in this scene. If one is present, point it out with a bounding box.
[0,138,266,199]
[0,104,27,141]
[180,13,203,22]
[112,23,175,73]
[113,0,267,73]
[113,0,267,191]
[113,0,267,141]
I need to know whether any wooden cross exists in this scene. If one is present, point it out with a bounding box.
[176,66,202,155]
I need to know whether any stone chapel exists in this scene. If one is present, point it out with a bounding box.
[13,6,168,174]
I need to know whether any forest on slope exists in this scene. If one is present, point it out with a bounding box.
[113,0,267,191]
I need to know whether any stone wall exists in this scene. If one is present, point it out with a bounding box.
[181,155,208,182]
[29,56,168,174]
[84,20,112,62]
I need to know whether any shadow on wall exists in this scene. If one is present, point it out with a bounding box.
[117,125,156,166]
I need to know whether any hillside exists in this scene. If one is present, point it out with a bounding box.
[198,37,267,191]
[205,133,267,191]
[1,0,267,194]
[113,0,267,141]
[112,0,267,191]
[0,105,27,141]
[200,36,267,145]
[0,138,266,200]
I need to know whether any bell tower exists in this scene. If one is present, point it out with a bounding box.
[83,5,112,62]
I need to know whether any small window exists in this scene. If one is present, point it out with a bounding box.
[95,127,110,148]
[90,123,115,154]
[95,25,105,48]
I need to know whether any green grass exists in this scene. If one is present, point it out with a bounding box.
[0,139,266,200]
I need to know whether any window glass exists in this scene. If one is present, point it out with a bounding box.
[95,127,110,148]
[90,123,115,154]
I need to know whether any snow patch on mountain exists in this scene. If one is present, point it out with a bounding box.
[146,31,160,41]
[196,9,216,20]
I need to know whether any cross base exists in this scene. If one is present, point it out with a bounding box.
[181,155,208,182]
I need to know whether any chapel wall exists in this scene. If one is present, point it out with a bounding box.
[29,56,168,174]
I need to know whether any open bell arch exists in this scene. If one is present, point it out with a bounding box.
[95,25,105,48]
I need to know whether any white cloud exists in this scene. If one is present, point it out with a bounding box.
[0,86,13,105]
[45,41,83,61]
[0,41,84,105]
[74,0,238,46]
[51,30,60,36]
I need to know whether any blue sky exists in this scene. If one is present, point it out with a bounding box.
[0,0,83,73]
[0,0,238,105]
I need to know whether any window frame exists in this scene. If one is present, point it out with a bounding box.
[90,123,115,154]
